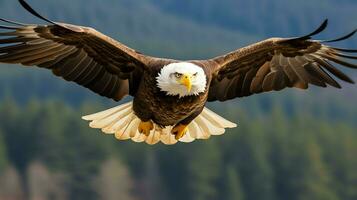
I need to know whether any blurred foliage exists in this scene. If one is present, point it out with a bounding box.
[0,0,356,200]
[0,99,355,200]
[0,130,7,172]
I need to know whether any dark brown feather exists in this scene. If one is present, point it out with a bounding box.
[64,57,94,81]
[282,65,299,86]
[302,64,328,87]
[318,60,354,84]
[273,71,289,91]
[0,20,155,101]
[241,68,259,96]
[317,53,357,69]
[261,72,276,91]
[36,47,78,68]
[208,21,356,101]
[250,62,271,93]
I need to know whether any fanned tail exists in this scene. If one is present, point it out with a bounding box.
[82,101,237,145]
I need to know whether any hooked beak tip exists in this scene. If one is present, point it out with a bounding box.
[181,75,192,92]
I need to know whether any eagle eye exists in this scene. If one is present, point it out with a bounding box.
[173,72,182,78]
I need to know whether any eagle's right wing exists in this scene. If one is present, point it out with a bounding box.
[0,0,153,101]
[208,20,357,102]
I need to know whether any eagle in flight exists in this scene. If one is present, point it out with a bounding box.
[1,0,356,145]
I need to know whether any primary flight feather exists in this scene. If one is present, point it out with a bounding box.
[0,0,356,145]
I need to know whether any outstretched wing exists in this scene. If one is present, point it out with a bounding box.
[208,20,357,102]
[0,0,152,101]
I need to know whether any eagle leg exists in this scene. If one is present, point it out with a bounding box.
[138,120,154,136]
[172,124,189,140]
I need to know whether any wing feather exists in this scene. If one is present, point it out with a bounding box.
[0,0,155,101]
[208,20,356,101]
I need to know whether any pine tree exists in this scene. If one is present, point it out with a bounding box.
[0,166,25,200]
[296,140,338,200]
[140,152,168,200]
[225,165,245,200]
[234,123,275,200]
[0,130,8,172]
[94,158,136,200]
[187,141,222,200]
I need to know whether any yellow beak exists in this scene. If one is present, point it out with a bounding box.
[180,74,192,92]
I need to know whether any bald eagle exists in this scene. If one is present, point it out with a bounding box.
[1,0,356,145]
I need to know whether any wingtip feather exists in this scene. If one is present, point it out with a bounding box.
[0,18,29,26]
[323,29,357,43]
[287,19,329,41]
[18,0,57,25]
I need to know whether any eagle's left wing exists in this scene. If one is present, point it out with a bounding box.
[0,0,153,101]
[208,20,357,102]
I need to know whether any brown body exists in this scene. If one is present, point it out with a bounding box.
[133,60,214,126]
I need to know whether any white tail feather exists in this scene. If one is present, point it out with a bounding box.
[200,108,237,128]
[131,130,147,143]
[146,128,161,145]
[82,101,237,145]
[82,102,131,121]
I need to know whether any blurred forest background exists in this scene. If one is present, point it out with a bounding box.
[0,0,356,200]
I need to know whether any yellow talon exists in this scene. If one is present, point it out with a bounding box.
[172,124,188,140]
[138,121,154,136]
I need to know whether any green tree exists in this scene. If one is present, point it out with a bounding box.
[296,140,338,200]
[225,165,245,200]
[234,124,275,200]
[94,158,135,200]
[187,141,222,200]
[0,130,8,173]
[140,152,168,200]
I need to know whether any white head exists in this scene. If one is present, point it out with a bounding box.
[156,62,207,98]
